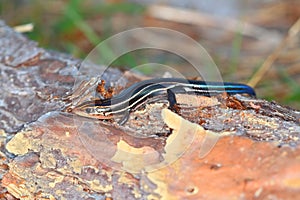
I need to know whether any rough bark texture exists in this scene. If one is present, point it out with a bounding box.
[0,21,300,200]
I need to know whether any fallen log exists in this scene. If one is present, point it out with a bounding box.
[0,21,299,200]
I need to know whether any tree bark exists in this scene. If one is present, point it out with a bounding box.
[0,21,299,200]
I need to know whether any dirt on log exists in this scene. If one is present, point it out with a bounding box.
[0,21,300,200]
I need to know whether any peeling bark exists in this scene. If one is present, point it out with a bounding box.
[0,21,300,200]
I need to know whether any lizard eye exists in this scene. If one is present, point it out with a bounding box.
[85,108,94,113]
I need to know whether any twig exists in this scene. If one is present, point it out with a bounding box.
[147,5,282,45]
[247,17,300,88]
[13,23,34,33]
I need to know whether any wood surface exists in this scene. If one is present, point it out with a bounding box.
[0,21,299,200]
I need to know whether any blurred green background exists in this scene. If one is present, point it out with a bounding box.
[0,0,299,109]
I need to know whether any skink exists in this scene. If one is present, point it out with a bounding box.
[72,78,256,124]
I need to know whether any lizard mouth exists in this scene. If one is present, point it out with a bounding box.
[72,107,112,120]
